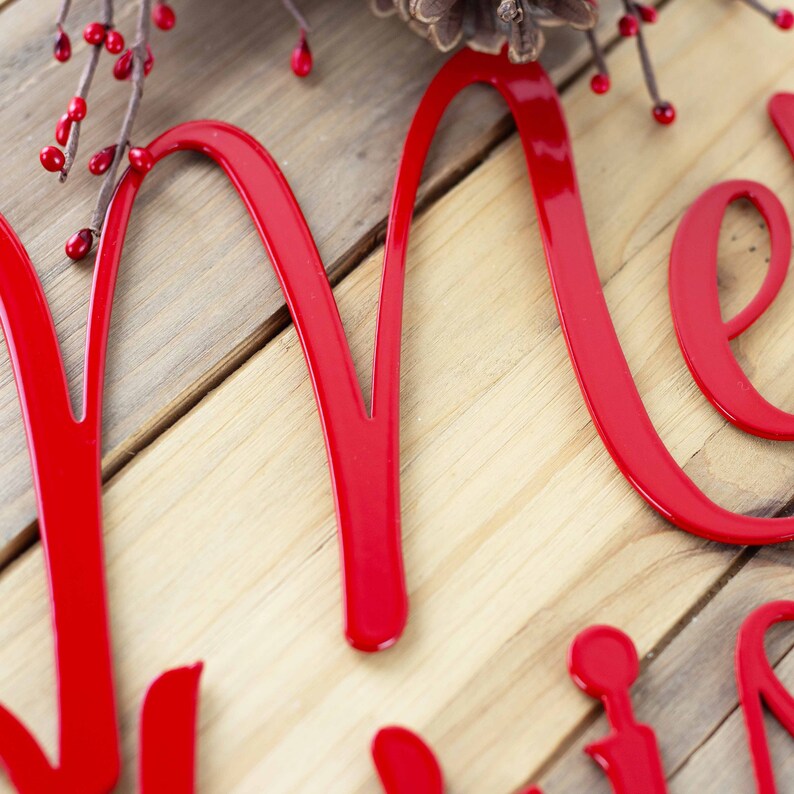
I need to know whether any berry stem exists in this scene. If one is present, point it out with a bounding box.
[90,0,152,235]
[585,28,608,77]
[623,0,662,105]
[737,0,778,21]
[55,0,72,27]
[281,0,310,31]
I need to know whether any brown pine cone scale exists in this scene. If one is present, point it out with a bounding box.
[369,0,598,62]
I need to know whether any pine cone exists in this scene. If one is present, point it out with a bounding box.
[368,0,598,63]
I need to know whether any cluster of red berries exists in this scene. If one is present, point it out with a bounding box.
[617,2,656,35]
[588,3,672,124]
[45,3,177,261]
[47,2,313,262]
[588,1,793,127]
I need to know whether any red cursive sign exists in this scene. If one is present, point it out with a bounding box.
[0,46,791,791]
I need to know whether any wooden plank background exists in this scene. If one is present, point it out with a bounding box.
[0,0,792,792]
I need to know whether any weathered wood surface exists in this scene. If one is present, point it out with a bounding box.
[0,0,792,793]
[0,0,626,563]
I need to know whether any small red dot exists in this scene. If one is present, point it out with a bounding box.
[54,29,71,62]
[55,113,73,146]
[774,8,794,29]
[128,147,154,173]
[67,96,87,122]
[590,73,610,95]
[65,229,94,261]
[637,4,658,23]
[83,21,106,45]
[144,45,155,76]
[618,14,639,36]
[113,50,133,80]
[105,29,125,54]
[40,146,65,172]
[652,101,676,125]
[291,30,313,78]
[88,145,118,176]
[152,3,176,31]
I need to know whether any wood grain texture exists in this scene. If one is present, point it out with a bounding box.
[0,0,627,563]
[0,1,792,792]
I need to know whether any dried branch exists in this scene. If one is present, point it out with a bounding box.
[738,0,778,20]
[55,0,72,27]
[622,0,661,105]
[90,0,151,235]
[585,28,607,77]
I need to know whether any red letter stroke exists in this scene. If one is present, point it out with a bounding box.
[736,600,794,794]
[669,94,794,440]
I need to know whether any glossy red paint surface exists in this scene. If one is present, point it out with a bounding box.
[670,180,794,439]
[670,92,794,441]
[139,664,203,794]
[568,626,667,794]
[372,727,444,794]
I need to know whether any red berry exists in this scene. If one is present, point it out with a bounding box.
[590,73,610,95]
[144,45,155,76]
[83,21,106,45]
[40,146,65,172]
[105,29,125,54]
[67,96,87,122]
[88,145,117,175]
[618,14,639,36]
[54,28,71,62]
[774,8,794,29]
[113,49,133,80]
[291,31,313,78]
[637,4,658,23]
[152,2,176,30]
[65,229,94,261]
[55,113,73,146]
[128,147,154,173]
[652,101,676,125]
